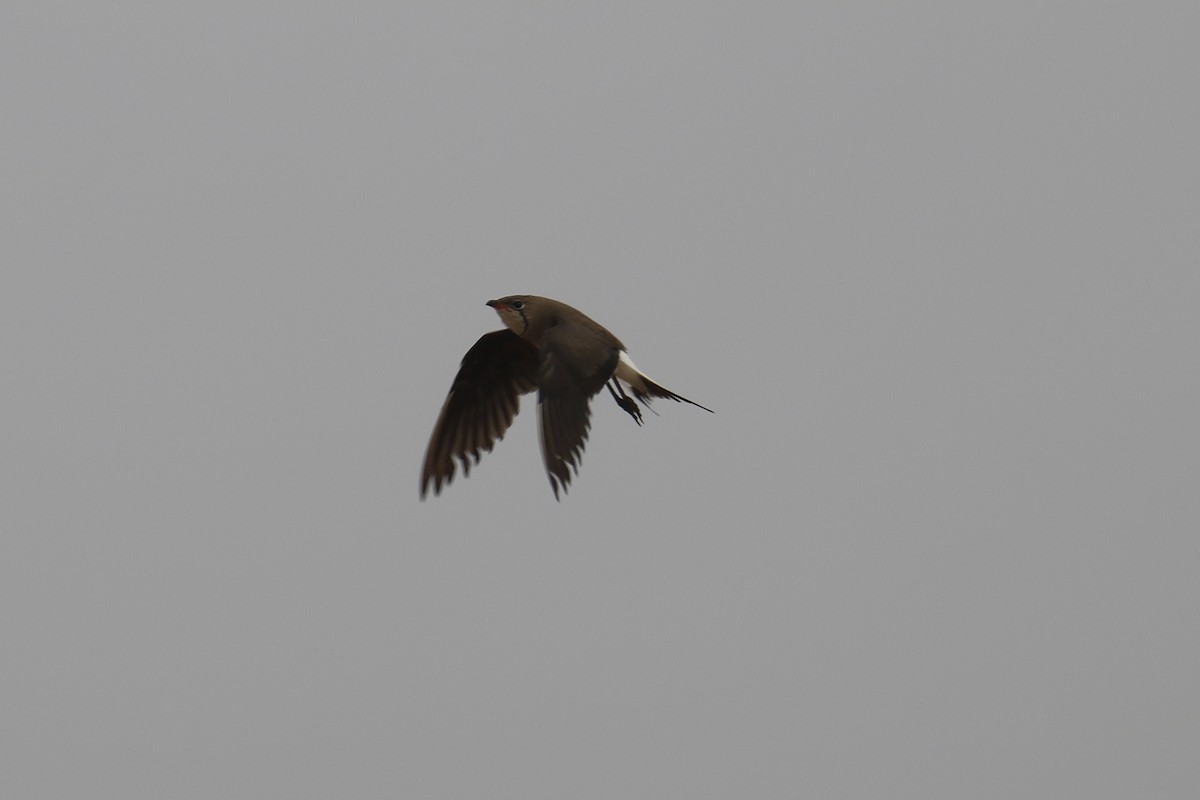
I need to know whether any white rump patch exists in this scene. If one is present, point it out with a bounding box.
[614,350,648,392]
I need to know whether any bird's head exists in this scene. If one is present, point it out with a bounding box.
[487,295,535,336]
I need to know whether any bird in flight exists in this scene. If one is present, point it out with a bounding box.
[421,295,713,499]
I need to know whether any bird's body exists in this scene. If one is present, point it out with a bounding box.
[421,295,712,499]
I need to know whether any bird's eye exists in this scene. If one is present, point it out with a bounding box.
[511,301,524,310]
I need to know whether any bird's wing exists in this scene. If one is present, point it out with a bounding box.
[535,319,620,499]
[421,330,539,497]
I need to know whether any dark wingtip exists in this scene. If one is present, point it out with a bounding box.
[419,477,438,500]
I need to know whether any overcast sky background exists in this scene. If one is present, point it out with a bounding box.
[3,2,1198,798]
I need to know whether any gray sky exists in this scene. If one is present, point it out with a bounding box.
[3,2,1198,798]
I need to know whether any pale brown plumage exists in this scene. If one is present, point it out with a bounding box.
[420,295,712,499]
